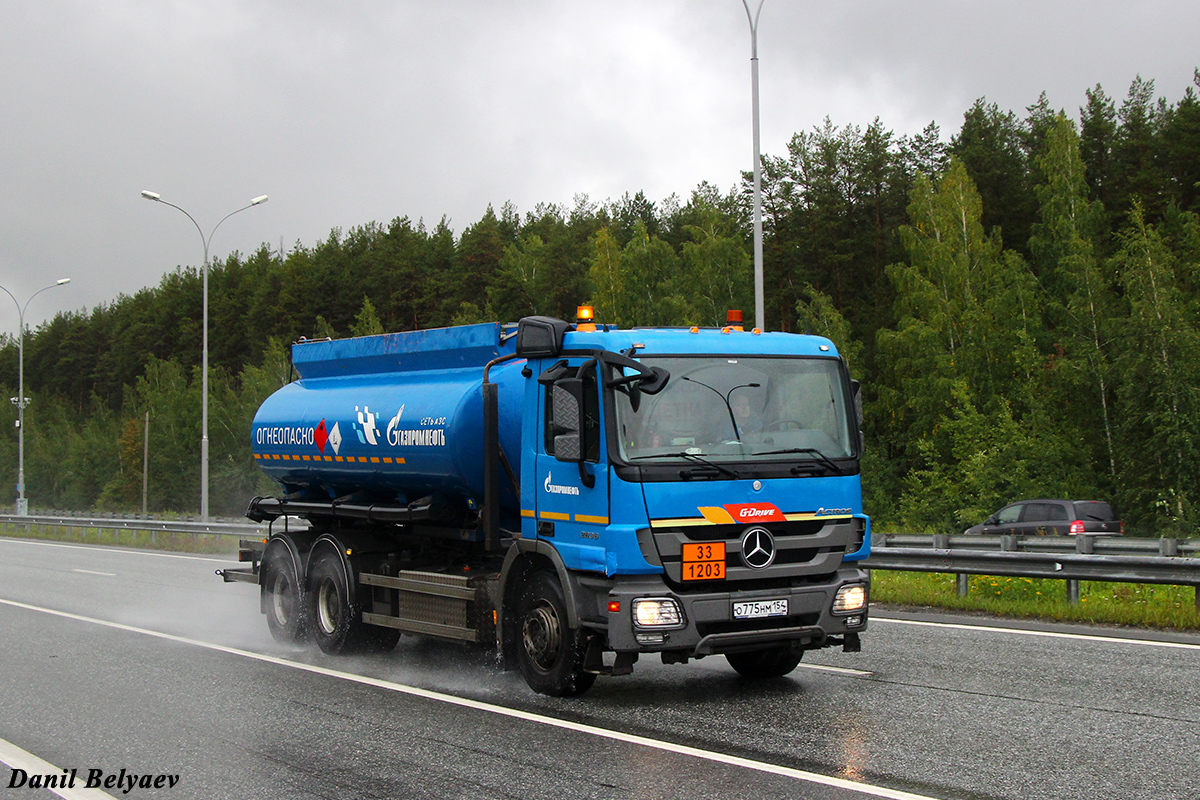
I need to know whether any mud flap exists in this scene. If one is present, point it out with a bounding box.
[582,635,636,676]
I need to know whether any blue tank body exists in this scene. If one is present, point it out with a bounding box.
[251,323,525,513]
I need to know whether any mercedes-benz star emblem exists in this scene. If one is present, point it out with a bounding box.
[740,527,776,569]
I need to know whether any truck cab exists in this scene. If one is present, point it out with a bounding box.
[510,314,869,691]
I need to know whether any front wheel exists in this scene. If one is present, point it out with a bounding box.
[725,646,804,679]
[515,572,596,697]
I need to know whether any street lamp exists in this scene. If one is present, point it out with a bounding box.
[1,278,71,516]
[141,190,268,520]
[742,0,766,332]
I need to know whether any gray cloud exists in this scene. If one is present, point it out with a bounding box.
[1,0,1196,326]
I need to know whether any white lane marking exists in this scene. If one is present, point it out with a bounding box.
[795,662,873,677]
[0,597,934,800]
[873,616,1200,651]
[694,657,872,677]
[0,737,118,799]
[0,537,237,564]
[71,569,117,577]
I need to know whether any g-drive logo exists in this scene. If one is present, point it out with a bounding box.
[726,502,785,522]
[544,472,580,496]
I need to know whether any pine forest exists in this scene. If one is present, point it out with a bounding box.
[4,73,1200,536]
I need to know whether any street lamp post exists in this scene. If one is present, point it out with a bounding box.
[742,0,767,332]
[1,278,72,516]
[141,191,268,520]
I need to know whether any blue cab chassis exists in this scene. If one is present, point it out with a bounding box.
[229,314,869,696]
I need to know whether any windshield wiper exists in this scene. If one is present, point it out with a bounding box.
[680,376,760,441]
[752,447,844,475]
[630,451,740,479]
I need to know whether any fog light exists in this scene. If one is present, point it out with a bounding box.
[633,598,683,627]
[833,584,867,613]
[636,632,666,645]
[843,615,864,628]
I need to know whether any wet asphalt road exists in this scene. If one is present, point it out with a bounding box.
[0,537,1197,800]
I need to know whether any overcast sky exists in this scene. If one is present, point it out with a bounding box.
[1,0,1197,328]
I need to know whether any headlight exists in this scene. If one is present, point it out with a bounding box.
[833,584,867,614]
[632,598,683,627]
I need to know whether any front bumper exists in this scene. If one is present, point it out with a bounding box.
[604,567,868,656]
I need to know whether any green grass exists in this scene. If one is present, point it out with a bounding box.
[872,569,1200,631]
[1,521,240,556]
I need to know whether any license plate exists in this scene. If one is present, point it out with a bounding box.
[681,541,725,581]
[733,599,788,619]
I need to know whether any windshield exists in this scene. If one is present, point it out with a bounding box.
[613,356,855,463]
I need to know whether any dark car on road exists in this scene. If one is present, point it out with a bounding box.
[965,499,1123,536]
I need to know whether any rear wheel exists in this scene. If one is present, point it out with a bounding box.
[725,646,804,679]
[516,572,596,697]
[262,552,308,644]
[308,549,399,654]
[310,551,356,654]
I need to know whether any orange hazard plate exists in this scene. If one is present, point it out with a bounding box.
[681,541,726,581]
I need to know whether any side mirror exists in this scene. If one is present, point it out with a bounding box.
[516,316,571,358]
[850,379,863,426]
[850,378,864,453]
[551,380,584,463]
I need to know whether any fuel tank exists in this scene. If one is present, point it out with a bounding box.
[251,323,525,515]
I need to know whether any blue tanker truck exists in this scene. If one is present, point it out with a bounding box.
[221,309,869,696]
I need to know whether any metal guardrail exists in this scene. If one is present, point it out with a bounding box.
[0,513,268,539]
[863,533,1200,608]
[4,514,1198,608]
[872,533,1200,557]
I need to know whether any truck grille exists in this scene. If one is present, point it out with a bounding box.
[651,517,857,590]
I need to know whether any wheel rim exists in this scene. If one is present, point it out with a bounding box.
[521,600,562,671]
[270,571,292,627]
[316,578,341,635]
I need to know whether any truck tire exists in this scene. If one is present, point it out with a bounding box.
[262,552,308,644]
[725,646,804,679]
[309,549,400,654]
[310,549,360,654]
[515,572,596,697]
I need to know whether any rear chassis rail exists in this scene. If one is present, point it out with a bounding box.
[216,538,267,584]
